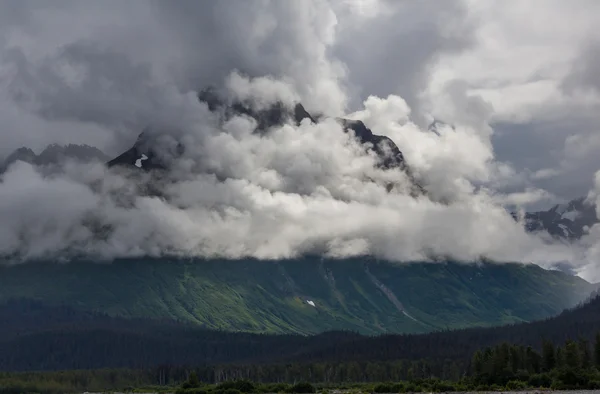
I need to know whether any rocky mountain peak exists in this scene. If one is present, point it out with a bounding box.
[1,144,108,174]
[517,196,598,240]
[108,87,423,196]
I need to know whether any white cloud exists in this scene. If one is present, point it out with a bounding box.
[0,0,599,279]
[0,73,579,271]
[422,0,600,204]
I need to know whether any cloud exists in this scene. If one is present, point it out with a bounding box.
[0,72,580,270]
[427,0,600,203]
[561,41,600,97]
[0,0,598,280]
[332,0,475,122]
[0,0,478,157]
[575,171,600,281]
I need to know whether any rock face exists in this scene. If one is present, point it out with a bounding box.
[338,119,406,170]
[515,197,598,240]
[1,148,37,170]
[1,144,109,173]
[106,132,176,171]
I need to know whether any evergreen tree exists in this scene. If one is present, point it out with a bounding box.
[525,346,541,374]
[471,350,484,376]
[579,339,591,369]
[541,340,556,372]
[594,332,600,368]
[564,340,580,370]
[556,347,565,369]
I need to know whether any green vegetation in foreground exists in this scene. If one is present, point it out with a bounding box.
[5,333,600,394]
[0,258,594,335]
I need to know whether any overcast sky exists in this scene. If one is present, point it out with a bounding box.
[1,0,600,278]
[1,0,598,207]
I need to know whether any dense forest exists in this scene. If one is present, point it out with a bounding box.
[4,336,600,393]
[3,292,600,372]
[3,295,600,392]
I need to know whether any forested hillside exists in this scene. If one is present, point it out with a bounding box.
[0,258,593,335]
[4,290,600,373]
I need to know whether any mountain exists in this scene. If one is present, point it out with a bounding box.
[109,89,600,240]
[515,196,598,240]
[1,90,596,345]
[0,258,594,336]
[107,88,424,195]
[0,143,109,173]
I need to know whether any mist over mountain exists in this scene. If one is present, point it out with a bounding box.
[516,197,598,240]
[1,144,108,173]
[0,69,594,275]
[0,0,599,285]
[107,88,424,197]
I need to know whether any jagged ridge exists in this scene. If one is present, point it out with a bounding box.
[514,197,598,240]
[107,89,423,194]
[1,144,109,173]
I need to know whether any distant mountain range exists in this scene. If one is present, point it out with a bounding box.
[0,143,108,173]
[514,197,598,240]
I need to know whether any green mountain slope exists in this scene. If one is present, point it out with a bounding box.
[0,258,594,335]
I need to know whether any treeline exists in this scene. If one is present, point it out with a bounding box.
[5,334,600,393]
[471,335,600,389]
[3,294,600,373]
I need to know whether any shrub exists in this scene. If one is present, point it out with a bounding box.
[235,380,257,393]
[403,383,422,393]
[182,372,202,390]
[528,373,552,388]
[587,380,600,389]
[505,380,527,390]
[373,383,393,393]
[215,380,257,393]
[288,382,316,393]
[431,381,456,392]
[190,389,209,394]
[260,383,291,393]
[176,389,208,394]
[213,389,243,394]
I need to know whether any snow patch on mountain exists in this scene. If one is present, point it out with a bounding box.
[135,154,148,168]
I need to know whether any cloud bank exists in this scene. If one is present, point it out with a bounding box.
[0,0,598,279]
